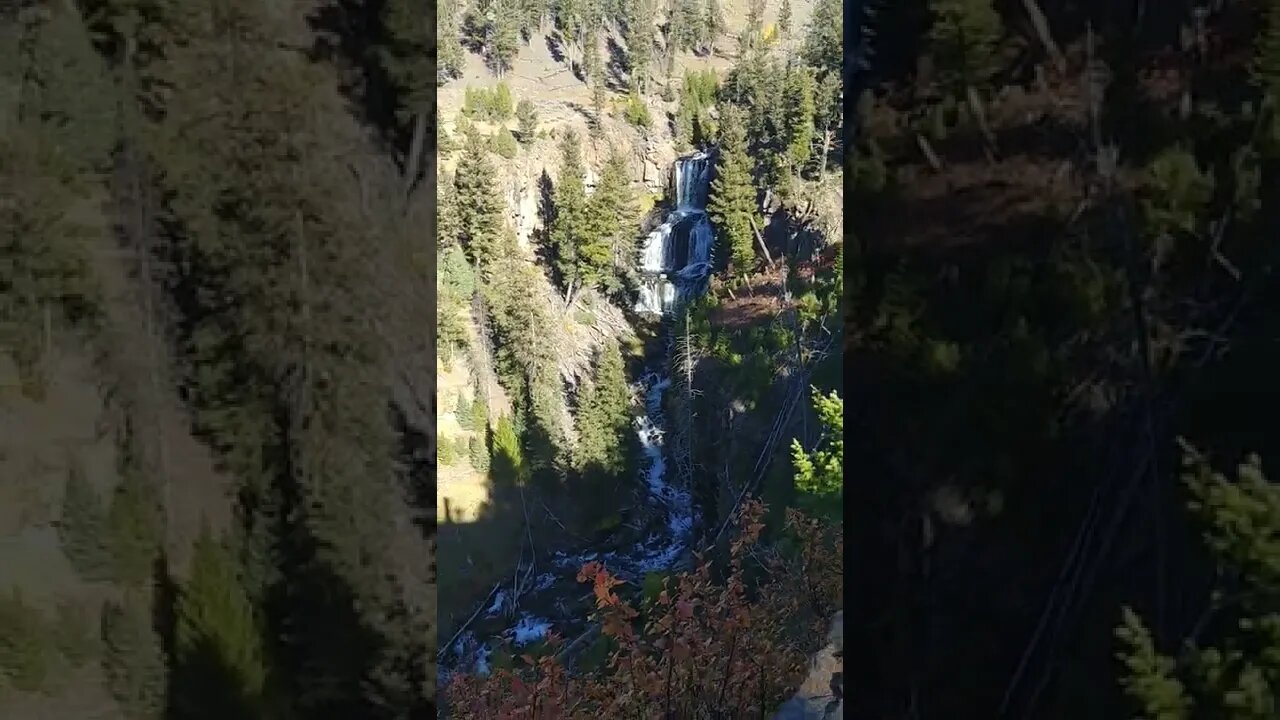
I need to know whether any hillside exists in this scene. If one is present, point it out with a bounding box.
[1,1,435,716]
[435,0,845,716]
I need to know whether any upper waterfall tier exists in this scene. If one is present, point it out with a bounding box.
[673,151,712,212]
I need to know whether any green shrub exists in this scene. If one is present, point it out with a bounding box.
[623,92,652,129]
[493,127,518,158]
[463,82,516,122]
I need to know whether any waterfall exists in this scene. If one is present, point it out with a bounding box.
[635,151,715,315]
[443,152,714,687]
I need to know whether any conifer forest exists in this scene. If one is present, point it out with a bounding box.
[0,0,1277,719]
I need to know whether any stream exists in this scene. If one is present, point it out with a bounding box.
[440,152,717,683]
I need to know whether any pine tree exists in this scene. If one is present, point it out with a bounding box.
[551,130,590,301]
[439,173,462,247]
[19,3,117,175]
[928,0,1003,95]
[381,0,435,192]
[586,147,635,288]
[471,392,488,431]
[573,341,633,480]
[520,0,545,37]
[172,525,267,719]
[1115,446,1280,719]
[491,414,529,486]
[590,51,608,123]
[624,0,655,91]
[491,0,522,74]
[556,0,583,70]
[439,0,466,81]
[59,461,110,580]
[671,0,705,53]
[782,65,816,176]
[101,595,167,720]
[804,0,843,79]
[469,436,491,473]
[1,27,103,394]
[516,98,538,142]
[704,0,726,53]
[790,389,843,513]
[454,131,505,273]
[778,0,792,38]
[106,466,163,588]
[0,589,51,693]
[708,107,759,275]
[455,391,474,429]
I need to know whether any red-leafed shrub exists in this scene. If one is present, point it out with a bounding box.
[446,499,843,718]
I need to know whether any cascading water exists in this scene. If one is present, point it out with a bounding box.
[441,152,716,686]
[635,152,715,314]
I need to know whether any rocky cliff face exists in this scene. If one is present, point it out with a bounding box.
[775,612,844,719]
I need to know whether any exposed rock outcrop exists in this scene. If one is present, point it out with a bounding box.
[775,612,844,719]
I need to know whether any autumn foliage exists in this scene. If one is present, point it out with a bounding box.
[445,499,843,718]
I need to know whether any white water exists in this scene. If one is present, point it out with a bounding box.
[442,152,715,684]
[635,152,716,315]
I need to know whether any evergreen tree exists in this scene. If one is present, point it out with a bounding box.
[469,436,491,473]
[152,7,432,712]
[18,3,116,175]
[551,129,590,301]
[59,461,110,580]
[454,391,473,429]
[804,0,843,79]
[172,525,267,719]
[707,107,759,275]
[782,65,816,176]
[439,0,466,81]
[0,108,100,394]
[520,0,545,37]
[813,70,843,175]
[1116,446,1280,720]
[439,173,462,247]
[778,0,792,38]
[586,147,635,288]
[0,589,51,693]
[438,244,477,357]
[491,414,529,486]
[381,0,435,192]
[703,0,726,53]
[471,392,489,431]
[454,131,505,273]
[590,51,608,124]
[928,0,1003,96]
[106,466,163,588]
[671,0,705,53]
[555,0,583,69]
[573,341,633,480]
[101,596,166,720]
[491,0,522,74]
[516,98,538,142]
[624,0,655,91]
[790,389,844,514]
